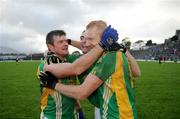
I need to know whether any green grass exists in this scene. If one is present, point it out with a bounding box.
[0,61,40,118]
[0,61,180,119]
[135,62,180,119]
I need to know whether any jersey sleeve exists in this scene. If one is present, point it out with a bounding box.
[91,52,117,81]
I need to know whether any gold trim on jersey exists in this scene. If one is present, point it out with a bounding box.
[111,52,133,119]
[102,78,111,119]
[41,88,55,112]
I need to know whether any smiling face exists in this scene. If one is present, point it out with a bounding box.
[80,27,101,54]
[80,20,107,54]
[48,35,69,58]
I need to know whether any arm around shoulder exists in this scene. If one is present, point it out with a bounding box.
[55,73,103,100]
[125,51,141,77]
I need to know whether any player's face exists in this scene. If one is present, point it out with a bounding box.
[80,31,88,54]
[50,35,69,57]
[80,27,101,54]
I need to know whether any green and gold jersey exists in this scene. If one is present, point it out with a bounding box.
[36,54,79,119]
[91,51,137,119]
[66,54,100,108]
[77,64,100,108]
[67,54,100,108]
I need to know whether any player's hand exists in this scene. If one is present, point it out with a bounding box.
[118,43,127,53]
[77,108,85,119]
[99,25,119,51]
[47,52,62,64]
[122,39,131,50]
[109,43,127,53]
[39,71,58,89]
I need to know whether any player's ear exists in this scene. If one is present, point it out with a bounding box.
[47,44,55,52]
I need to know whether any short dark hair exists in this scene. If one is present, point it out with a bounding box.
[46,30,66,45]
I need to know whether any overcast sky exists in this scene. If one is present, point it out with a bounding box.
[0,0,180,53]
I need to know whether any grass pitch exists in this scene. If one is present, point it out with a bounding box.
[0,61,180,119]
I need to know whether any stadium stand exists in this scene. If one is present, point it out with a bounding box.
[130,30,180,61]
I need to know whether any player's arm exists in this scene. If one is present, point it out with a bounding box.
[44,25,119,78]
[39,50,113,99]
[113,43,141,77]
[125,50,141,77]
[38,71,103,100]
[54,52,113,99]
[67,39,81,50]
[55,73,103,100]
[44,45,103,78]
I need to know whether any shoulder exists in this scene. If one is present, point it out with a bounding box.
[97,51,117,64]
[92,51,124,74]
[91,52,119,81]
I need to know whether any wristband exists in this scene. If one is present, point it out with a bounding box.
[67,39,71,45]
[98,42,107,51]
